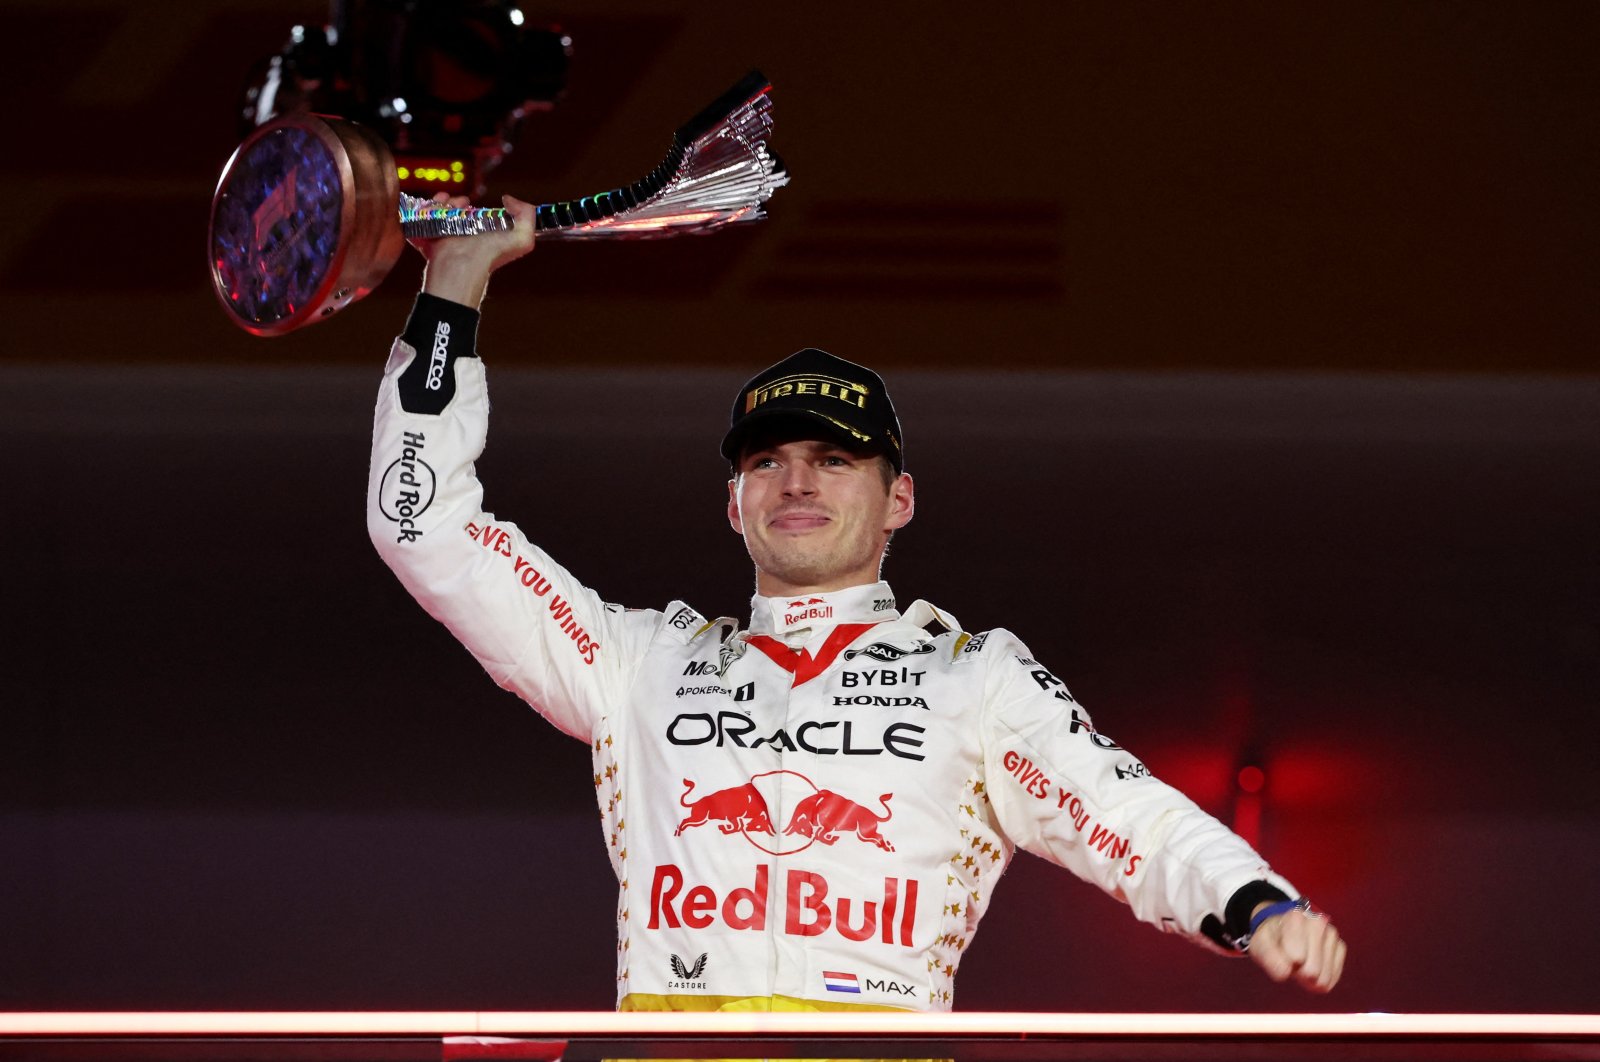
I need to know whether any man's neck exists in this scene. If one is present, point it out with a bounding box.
[752,570,882,599]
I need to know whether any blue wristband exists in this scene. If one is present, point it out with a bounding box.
[1249,897,1311,935]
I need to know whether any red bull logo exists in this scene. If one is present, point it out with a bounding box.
[783,596,833,627]
[674,771,893,856]
[648,863,920,947]
[675,778,775,837]
[784,790,894,851]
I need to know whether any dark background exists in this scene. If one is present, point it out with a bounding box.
[2,0,1597,1016]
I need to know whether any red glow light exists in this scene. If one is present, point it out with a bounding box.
[1237,765,1265,793]
[6,1011,1597,1038]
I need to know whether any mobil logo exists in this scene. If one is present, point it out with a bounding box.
[674,770,893,857]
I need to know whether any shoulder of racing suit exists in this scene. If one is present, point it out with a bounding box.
[893,601,1048,677]
[632,601,737,649]
[892,599,972,660]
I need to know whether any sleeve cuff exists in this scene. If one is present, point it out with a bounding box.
[397,293,482,414]
[1199,879,1295,952]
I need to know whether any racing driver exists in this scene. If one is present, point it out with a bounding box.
[367,195,1347,1013]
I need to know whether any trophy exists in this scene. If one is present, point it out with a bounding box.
[208,71,788,336]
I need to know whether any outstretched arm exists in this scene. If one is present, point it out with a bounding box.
[979,630,1349,993]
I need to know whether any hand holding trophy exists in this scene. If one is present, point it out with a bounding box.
[407,192,537,310]
[209,72,788,336]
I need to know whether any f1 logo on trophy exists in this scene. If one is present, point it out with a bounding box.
[208,0,788,336]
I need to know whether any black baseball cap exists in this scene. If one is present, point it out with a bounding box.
[720,348,904,471]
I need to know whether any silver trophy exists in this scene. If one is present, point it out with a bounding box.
[209,71,788,336]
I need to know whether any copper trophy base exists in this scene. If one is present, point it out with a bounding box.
[209,114,404,337]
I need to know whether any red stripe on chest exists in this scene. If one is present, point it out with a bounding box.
[745,622,877,687]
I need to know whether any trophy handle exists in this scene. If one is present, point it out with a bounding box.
[399,70,787,241]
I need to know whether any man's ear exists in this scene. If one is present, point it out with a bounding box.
[887,472,915,531]
[727,478,745,535]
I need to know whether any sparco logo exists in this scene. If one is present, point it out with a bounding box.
[667,952,707,989]
[378,431,435,543]
[425,322,451,390]
[843,641,935,663]
[674,770,896,856]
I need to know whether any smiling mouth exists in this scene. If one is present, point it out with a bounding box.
[769,511,830,532]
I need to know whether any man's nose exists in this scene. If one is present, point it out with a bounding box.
[780,462,819,495]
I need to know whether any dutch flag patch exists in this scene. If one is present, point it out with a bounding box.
[822,971,861,994]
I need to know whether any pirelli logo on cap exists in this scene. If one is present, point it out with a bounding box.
[745,373,870,413]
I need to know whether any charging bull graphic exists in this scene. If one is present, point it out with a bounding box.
[675,772,894,854]
[783,790,895,851]
[675,778,775,836]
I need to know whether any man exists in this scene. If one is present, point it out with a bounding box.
[367,195,1347,1013]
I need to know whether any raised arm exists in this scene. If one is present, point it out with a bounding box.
[365,195,643,741]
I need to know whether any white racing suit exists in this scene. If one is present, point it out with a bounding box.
[367,295,1299,1014]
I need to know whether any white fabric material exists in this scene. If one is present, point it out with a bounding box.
[367,342,1296,1011]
